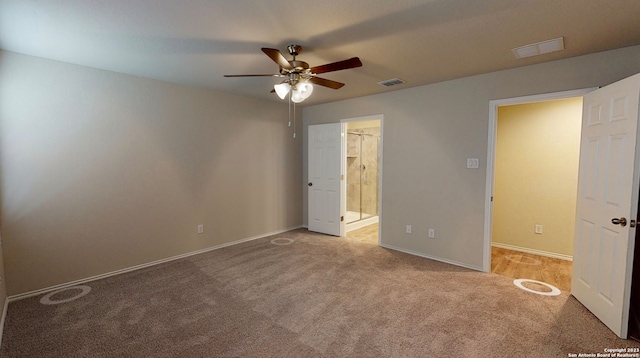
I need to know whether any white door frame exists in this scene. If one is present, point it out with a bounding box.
[340,114,384,243]
[483,88,597,272]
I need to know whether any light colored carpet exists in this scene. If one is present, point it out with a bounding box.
[2,228,638,357]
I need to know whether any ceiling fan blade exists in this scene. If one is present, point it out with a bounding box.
[261,48,293,70]
[309,76,345,89]
[310,57,362,74]
[224,74,283,77]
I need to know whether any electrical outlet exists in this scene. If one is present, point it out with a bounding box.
[428,229,435,239]
[406,225,412,234]
[534,224,543,234]
[197,224,204,234]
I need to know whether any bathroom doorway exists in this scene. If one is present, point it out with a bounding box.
[343,117,382,244]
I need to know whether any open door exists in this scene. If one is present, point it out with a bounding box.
[308,123,342,236]
[572,73,640,338]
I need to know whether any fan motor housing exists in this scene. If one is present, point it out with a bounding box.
[280,60,310,75]
[287,44,302,57]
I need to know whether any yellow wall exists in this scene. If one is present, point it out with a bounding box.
[492,98,583,257]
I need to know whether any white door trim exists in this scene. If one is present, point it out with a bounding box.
[340,114,384,244]
[483,88,597,272]
[340,122,347,237]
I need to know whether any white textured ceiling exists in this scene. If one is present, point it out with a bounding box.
[1,0,640,106]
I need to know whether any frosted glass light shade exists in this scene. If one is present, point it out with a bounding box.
[275,81,313,102]
[274,83,290,99]
[291,89,305,103]
[290,83,313,103]
[299,82,313,99]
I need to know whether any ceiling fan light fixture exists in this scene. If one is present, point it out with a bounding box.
[274,82,291,99]
[227,45,358,104]
[226,45,361,138]
[287,82,313,103]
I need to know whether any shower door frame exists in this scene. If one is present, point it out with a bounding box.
[340,115,384,243]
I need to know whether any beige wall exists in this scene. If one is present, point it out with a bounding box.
[303,45,640,270]
[0,51,303,296]
[0,233,6,323]
[492,98,582,256]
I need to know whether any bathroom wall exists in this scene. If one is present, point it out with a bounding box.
[347,122,380,219]
[360,127,380,216]
[347,133,361,214]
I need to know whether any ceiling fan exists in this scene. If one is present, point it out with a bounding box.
[224,45,362,103]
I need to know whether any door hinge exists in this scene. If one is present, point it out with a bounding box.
[341,216,344,222]
[340,174,344,180]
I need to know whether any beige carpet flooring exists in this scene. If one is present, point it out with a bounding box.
[2,228,638,357]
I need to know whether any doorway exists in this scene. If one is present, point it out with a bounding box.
[483,88,594,272]
[345,121,381,228]
[490,97,582,291]
[484,75,640,339]
[306,116,384,243]
[341,116,383,245]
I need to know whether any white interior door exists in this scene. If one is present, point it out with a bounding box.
[572,73,640,338]
[308,123,342,236]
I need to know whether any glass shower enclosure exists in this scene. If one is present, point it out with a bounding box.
[346,125,380,229]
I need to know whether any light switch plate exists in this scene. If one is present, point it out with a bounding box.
[467,158,479,169]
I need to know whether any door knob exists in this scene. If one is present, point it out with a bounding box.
[308,182,313,186]
[611,217,627,227]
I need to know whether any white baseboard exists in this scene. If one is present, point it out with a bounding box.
[380,243,483,272]
[346,216,379,232]
[0,297,7,348]
[8,226,303,302]
[491,242,573,261]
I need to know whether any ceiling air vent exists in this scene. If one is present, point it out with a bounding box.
[378,78,406,87]
[512,37,565,59]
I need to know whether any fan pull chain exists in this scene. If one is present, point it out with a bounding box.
[288,91,292,128]
[287,91,296,138]
[293,101,296,138]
